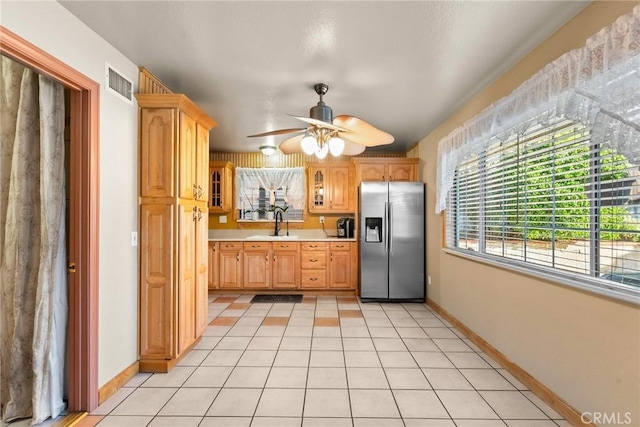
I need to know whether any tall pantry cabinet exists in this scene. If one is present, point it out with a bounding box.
[136,93,217,372]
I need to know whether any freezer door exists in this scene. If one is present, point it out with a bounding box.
[359,182,389,299]
[388,182,425,300]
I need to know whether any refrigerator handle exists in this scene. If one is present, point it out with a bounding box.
[388,202,393,254]
[384,201,389,253]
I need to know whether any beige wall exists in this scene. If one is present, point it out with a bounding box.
[420,1,640,424]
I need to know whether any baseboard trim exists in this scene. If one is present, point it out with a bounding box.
[97,361,139,405]
[426,297,593,427]
[56,411,87,427]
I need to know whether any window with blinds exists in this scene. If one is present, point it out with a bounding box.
[446,118,640,296]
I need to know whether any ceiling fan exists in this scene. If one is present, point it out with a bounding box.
[248,83,394,158]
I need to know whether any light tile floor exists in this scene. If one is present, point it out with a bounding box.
[80,294,567,427]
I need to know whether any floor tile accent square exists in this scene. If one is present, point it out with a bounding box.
[227,303,251,310]
[209,317,239,326]
[339,310,363,317]
[213,296,238,303]
[262,317,289,326]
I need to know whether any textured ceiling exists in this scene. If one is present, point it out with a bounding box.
[60,1,587,154]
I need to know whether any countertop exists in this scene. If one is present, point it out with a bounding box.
[208,229,357,242]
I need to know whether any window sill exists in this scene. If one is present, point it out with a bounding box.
[442,247,640,306]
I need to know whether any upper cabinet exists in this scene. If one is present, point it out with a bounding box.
[352,158,419,184]
[209,161,234,213]
[138,94,217,201]
[307,162,355,213]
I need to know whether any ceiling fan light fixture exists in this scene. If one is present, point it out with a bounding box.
[328,136,345,156]
[301,133,318,155]
[315,143,329,160]
[259,145,277,156]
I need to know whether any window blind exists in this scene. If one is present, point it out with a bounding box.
[446,117,640,301]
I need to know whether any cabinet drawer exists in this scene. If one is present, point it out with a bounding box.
[272,242,300,251]
[219,241,242,251]
[243,241,271,251]
[301,252,326,269]
[301,242,327,251]
[330,242,350,251]
[301,270,327,288]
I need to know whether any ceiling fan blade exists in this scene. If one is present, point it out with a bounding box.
[288,114,349,133]
[247,128,306,138]
[278,134,366,156]
[333,115,394,147]
[278,135,304,154]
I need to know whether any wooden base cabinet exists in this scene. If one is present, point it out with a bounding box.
[219,242,243,289]
[137,93,217,373]
[208,240,357,291]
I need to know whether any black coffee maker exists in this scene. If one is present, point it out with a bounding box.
[336,217,355,238]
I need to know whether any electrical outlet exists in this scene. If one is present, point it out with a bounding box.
[131,232,138,247]
[219,215,227,224]
[428,275,432,285]
[320,216,325,223]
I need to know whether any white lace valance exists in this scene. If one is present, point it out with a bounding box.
[436,5,640,213]
[235,167,305,211]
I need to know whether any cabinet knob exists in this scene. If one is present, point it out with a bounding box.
[236,254,240,262]
[310,277,317,281]
[310,259,317,262]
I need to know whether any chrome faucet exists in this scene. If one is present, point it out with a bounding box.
[274,210,283,236]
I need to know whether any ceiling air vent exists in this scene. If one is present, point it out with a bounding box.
[105,63,133,104]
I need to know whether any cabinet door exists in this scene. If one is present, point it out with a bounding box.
[178,112,197,200]
[329,250,352,289]
[328,165,352,211]
[388,163,416,181]
[195,124,209,202]
[178,204,196,354]
[308,166,328,212]
[219,251,242,288]
[139,203,173,358]
[243,251,271,289]
[195,205,209,337]
[360,163,386,182]
[208,242,218,289]
[140,108,175,198]
[272,251,300,288]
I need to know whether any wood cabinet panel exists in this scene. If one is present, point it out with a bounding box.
[139,203,173,358]
[359,163,386,182]
[301,242,327,251]
[388,162,416,181]
[209,161,234,213]
[219,250,242,288]
[301,252,327,269]
[243,241,270,251]
[178,204,196,355]
[208,242,218,289]
[140,109,174,198]
[243,250,271,288]
[273,250,300,289]
[301,270,327,289]
[178,112,197,200]
[328,249,352,289]
[195,206,209,336]
[195,124,209,202]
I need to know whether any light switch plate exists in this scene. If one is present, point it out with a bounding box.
[131,232,138,247]
[219,215,227,224]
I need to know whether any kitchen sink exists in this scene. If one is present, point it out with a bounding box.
[246,235,299,240]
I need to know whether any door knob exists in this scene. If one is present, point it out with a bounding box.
[68,263,77,273]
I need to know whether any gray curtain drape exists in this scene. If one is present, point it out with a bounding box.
[0,56,67,424]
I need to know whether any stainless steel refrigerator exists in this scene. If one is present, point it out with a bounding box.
[359,181,425,301]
